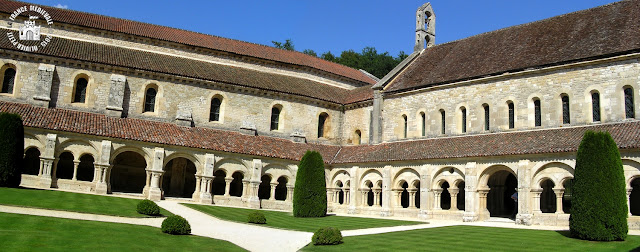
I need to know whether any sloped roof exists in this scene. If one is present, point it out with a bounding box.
[0,29,371,104]
[0,0,376,85]
[2,101,639,165]
[385,0,640,93]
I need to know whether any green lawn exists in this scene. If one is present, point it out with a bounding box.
[184,204,422,232]
[0,187,171,217]
[303,225,640,251]
[0,212,246,251]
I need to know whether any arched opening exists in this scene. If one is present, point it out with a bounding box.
[212,170,226,195]
[275,176,287,201]
[487,170,517,217]
[533,98,541,127]
[335,181,344,204]
[402,114,408,138]
[483,104,490,131]
[561,95,570,124]
[229,172,244,197]
[562,179,574,213]
[440,182,451,210]
[630,178,640,216]
[1,67,16,94]
[420,112,426,136]
[258,175,271,200]
[73,77,88,103]
[367,181,374,206]
[540,179,556,213]
[110,151,147,194]
[624,87,635,119]
[162,157,197,198]
[401,182,409,208]
[440,109,446,134]
[457,182,465,210]
[143,87,157,113]
[591,92,601,122]
[76,154,94,182]
[460,107,467,133]
[210,97,222,122]
[56,152,74,180]
[354,130,362,145]
[270,106,281,131]
[23,147,40,175]
[507,101,515,129]
[318,112,329,138]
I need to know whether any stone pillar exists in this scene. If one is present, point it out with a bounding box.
[373,189,381,207]
[269,182,278,200]
[247,159,263,208]
[408,188,418,208]
[463,162,478,222]
[348,166,358,214]
[532,188,543,213]
[286,185,294,202]
[327,189,333,203]
[224,178,233,197]
[147,148,165,201]
[516,160,532,225]
[193,175,202,200]
[71,160,80,181]
[344,189,350,205]
[553,188,565,214]
[419,165,432,219]
[106,74,126,117]
[478,188,490,220]
[395,190,403,207]
[95,140,112,194]
[198,175,213,204]
[381,165,392,216]
[38,134,57,188]
[242,179,250,198]
[448,188,459,211]
[628,188,633,216]
[32,63,55,107]
[433,189,443,210]
[371,89,384,144]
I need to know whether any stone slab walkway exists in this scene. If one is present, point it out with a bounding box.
[0,204,164,227]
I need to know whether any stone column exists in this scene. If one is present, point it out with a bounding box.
[327,189,333,203]
[360,189,368,206]
[381,166,392,216]
[248,181,261,208]
[463,162,479,222]
[531,188,543,213]
[95,140,112,194]
[193,175,202,200]
[419,165,432,219]
[348,166,359,214]
[553,188,564,214]
[448,188,459,211]
[38,134,57,189]
[224,178,233,197]
[242,179,250,198]
[433,189,443,210]
[344,188,350,205]
[628,188,633,216]
[71,160,80,181]
[147,170,164,201]
[269,182,278,200]
[286,185,294,202]
[395,190,403,207]
[516,160,532,225]
[198,175,213,204]
[478,188,490,220]
[408,188,418,208]
[373,189,381,207]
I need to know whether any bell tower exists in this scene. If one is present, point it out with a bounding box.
[414,3,435,52]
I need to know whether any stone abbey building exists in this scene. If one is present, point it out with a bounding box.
[1,0,640,228]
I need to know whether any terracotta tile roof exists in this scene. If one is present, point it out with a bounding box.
[333,122,640,164]
[0,0,375,85]
[343,85,374,104]
[0,28,361,104]
[0,101,341,163]
[385,0,640,93]
[3,101,639,165]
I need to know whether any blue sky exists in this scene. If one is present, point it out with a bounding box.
[26,0,619,57]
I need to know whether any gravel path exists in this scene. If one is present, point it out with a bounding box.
[156,201,313,252]
[0,204,164,227]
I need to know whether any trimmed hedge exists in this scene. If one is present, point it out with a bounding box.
[293,151,327,217]
[161,215,191,235]
[312,227,343,245]
[247,211,266,224]
[136,199,160,216]
[570,131,628,241]
[0,113,23,188]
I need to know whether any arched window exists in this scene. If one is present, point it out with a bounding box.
[270,106,280,131]
[258,175,271,200]
[144,87,157,112]
[420,112,426,136]
[354,130,362,145]
[625,87,635,119]
[1,67,16,94]
[534,99,541,127]
[440,110,446,135]
[73,77,88,103]
[483,104,490,131]
[460,107,467,133]
[77,154,94,182]
[508,101,515,129]
[402,114,408,138]
[540,179,556,213]
[318,113,328,138]
[561,95,570,124]
[23,147,40,175]
[210,97,222,122]
[591,92,601,122]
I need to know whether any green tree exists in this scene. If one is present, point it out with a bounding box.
[320,51,336,62]
[0,113,24,187]
[293,151,327,217]
[272,39,295,51]
[302,49,318,57]
[570,131,628,241]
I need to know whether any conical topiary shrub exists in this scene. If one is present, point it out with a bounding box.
[569,131,627,241]
[293,150,327,217]
[0,113,24,188]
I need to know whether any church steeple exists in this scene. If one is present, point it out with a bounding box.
[414,3,435,52]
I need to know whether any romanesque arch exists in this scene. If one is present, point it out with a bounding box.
[531,162,574,214]
[110,150,147,194]
[22,147,41,175]
[162,157,197,198]
[360,169,383,207]
[623,159,640,216]
[479,165,517,218]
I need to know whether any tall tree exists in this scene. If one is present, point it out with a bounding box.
[272,39,295,51]
[293,150,327,217]
[0,113,23,187]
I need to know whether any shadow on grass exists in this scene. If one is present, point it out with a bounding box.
[556,230,640,251]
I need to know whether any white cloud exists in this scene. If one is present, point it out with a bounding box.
[54,4,68,9]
